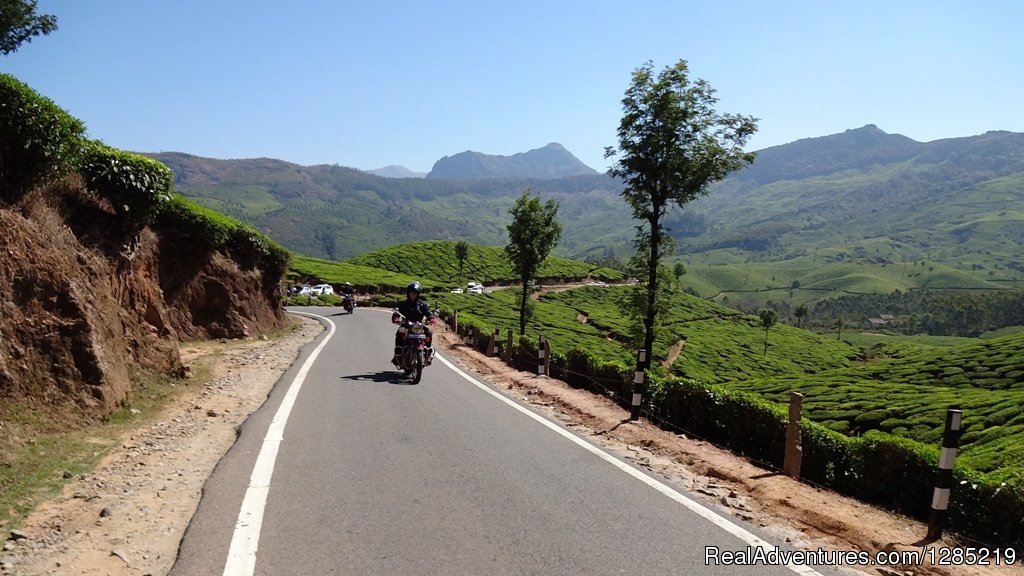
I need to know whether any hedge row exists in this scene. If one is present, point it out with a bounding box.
[80,141,173,224]
[156,195,290,277]
[439,311,1024,551]
[646,376,1023,550]
[0,73,86,196]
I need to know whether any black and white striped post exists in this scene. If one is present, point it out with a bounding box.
[537,334,548,377]
[487,327,499,357]
[927,408,963,542]
[630,348,649,421]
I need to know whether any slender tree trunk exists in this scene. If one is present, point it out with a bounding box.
[764,328,769,355]
[643,213,661,356]
[519,276,530,335]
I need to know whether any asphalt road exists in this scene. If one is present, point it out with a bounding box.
[170,307,840,576]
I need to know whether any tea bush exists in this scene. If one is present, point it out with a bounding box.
[0,74,85,196]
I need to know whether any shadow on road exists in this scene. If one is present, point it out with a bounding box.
[343,372,416,385]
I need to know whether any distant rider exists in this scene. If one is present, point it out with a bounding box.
[340,282,356,297]
[392,281,435,366]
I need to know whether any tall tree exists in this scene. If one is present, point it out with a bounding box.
[607,60,757,357]
[794,304,809,328]
[834,317,845,341]
[454,240,470,286]
[1,0,57,55]
[758,308,777,355]
[505,190,562,335]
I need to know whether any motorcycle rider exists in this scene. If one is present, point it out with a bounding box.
[340,282,356,310]
[392,281,435,366]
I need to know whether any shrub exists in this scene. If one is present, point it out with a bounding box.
[79,141,173,224]
[646,375,1024,550]
[0,73,86,196]
[156,195,290,278]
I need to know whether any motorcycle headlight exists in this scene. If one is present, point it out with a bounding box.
[411,324,425,334]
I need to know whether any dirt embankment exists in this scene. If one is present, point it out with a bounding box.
[0,181,285,416]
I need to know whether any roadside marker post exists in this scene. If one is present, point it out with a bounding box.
[783,392,804,480]
[927,408,963,542]
[487,327,499,357]
[503,329,514,363]
[630,348,649,421]
[537,334,549,377]
[543,337,551,376]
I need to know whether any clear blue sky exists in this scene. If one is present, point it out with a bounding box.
[4,0,1022,173]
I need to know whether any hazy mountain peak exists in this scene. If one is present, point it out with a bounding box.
[737,125,923,184]
[366,165,427,178]
[426,143,597,180]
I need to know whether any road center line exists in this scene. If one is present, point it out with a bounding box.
[434,353,826,576]
[222,311,337,576]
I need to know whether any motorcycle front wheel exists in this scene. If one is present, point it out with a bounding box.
[411,350,424,384]
[402,348,414,376]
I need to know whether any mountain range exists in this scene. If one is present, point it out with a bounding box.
[425,142,597,180]
[146,126,1024,291]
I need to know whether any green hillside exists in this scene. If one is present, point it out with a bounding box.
[680,258,1018,312]
[150,126,1024,314]
[289,255,443,292]
[150,152,635,260]
[349,241,623,286]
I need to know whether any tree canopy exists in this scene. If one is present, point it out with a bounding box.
[505,189,562,334]
[1,0,57,55]
[607,59,757,355]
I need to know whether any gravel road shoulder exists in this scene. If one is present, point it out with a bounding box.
[2,315,323,576]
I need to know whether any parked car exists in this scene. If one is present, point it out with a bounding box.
[450,287,464,294]
[467,282,484,295]
[292,284,313,296]
[310,284,334,296]
[586,281,607,287]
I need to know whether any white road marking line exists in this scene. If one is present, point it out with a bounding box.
[435,353,826,576]
[222,311,337,576]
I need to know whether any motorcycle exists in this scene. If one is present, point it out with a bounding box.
[342,293,355,314]
[391,311,434,384]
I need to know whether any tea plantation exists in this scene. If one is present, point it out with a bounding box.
[732,335,1024,476]
[290,255,444,292]
[548,287,857,383]
[431,285,1024,480]
[349,240,624,286]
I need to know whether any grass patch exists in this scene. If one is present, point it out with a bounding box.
[0,365,210,530]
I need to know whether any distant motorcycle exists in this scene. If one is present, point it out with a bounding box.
[391,311,432,384]
[342,293,355,314]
